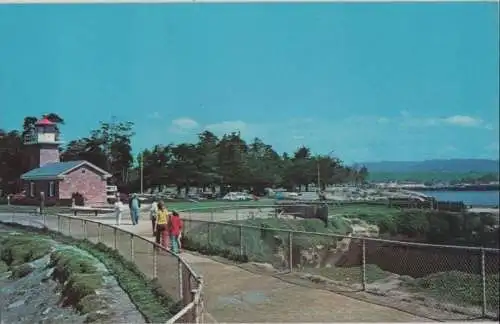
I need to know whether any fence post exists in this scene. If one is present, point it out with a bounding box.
[68,217,71,235]
[178,258,184,300]
[235,208,239,221]
[480,248,487,317]
[361,238,367,291]
[113,227,117,249]
[40,192,45,218]
[130,234,135,262]
[207,223,212,247]
[57,215,61,232]
[153,244,158,279]
[42,211,46,227]
[83,219,87,240]
[288,231,293,272]
[191,289,199,324]
[97,223,101,243]
[239,225,244,257]
[195,276,204,324]
[210,209,214,222]
[182,266,192,311]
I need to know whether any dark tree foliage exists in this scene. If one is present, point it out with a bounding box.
[1,115,364,194]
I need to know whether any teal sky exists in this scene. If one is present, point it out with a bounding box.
[0,3,498,163]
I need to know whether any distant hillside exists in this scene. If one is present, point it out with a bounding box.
[362,159,499,173]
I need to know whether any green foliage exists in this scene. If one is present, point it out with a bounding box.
[333,205,499,247]
[10,263,35,279]
[0,260,8,272]
[403,271,500,312]
[0,235,52,266]
[183,217,351,265]
[50,249,99,284]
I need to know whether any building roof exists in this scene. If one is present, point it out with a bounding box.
[35,117,55,126]
[20,160,112,180]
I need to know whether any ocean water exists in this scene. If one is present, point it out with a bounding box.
[428,190,499,207]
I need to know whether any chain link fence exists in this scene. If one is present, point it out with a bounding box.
[179,204,499,320]
[0,207,204,324]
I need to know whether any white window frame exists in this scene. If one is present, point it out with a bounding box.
[30,182,35,197]
[48,181,55,197]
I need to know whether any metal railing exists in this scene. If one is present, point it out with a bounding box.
[178,204,500,320]
[0,208,204,324]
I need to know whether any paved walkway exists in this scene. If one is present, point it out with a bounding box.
[0,212,431,322]
[81,215,430,323]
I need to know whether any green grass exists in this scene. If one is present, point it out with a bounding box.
[307,264,391,285]
[167,199,275,211]
[0,234,53,266]
[49,249,105,311]
[402,270,500,312]
[0,199,272,213]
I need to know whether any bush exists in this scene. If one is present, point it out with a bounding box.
[10,263,35,279]
[0,235,52,266]
[0,260,8,272]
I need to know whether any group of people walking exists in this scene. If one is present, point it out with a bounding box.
[114,194,183,254]
[149,198,183,253]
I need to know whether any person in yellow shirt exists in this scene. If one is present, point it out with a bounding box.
[155,201,169,248]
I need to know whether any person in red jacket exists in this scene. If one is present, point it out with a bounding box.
[168,211,183,254]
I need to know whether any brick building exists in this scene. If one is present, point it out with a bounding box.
[19,117,111,206]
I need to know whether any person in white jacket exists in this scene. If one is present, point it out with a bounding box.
[114,198,124,226]
[150,197,159,236]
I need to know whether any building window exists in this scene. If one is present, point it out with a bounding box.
[48,181,55,197]
[30,182,35,197]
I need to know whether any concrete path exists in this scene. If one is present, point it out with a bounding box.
[0,212,431,322]
[75,214,429,323]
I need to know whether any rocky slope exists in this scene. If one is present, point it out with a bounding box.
[0,231,145,324]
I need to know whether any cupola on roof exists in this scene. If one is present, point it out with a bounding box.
[35,117,55,126]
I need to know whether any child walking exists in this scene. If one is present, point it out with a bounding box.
[168,211,183,254]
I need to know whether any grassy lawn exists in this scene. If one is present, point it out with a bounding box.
[167,199,275,211]
[0,200,274,214]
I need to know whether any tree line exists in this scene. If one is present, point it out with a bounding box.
[0,115,368,195]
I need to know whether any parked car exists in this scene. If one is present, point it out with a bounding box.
[187,193,207,201]
[222,192,253,201]
[200,192,218,200]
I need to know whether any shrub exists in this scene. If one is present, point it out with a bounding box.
[10,263,35,279]
[0,235,52,266]
[0,260,8,272]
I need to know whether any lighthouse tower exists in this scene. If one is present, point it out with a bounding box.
[24,116,62,170]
